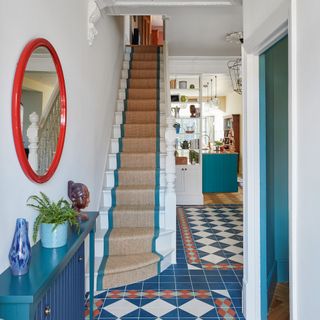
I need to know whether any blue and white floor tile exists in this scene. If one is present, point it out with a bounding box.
[85,205,245,319]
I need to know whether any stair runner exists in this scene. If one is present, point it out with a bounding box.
[97,46,163,290]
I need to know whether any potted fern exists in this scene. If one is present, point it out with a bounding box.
[27,192,79,248]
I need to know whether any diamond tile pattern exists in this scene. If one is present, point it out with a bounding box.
[141,299,176,317]
[85,205,245,319]
[184,206,244,267]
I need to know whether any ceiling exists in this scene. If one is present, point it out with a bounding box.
[165,6,242,56]
[98,0,242,9]
[99,0,243,56]
[23,72,57,89]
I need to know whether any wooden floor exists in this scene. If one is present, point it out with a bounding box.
[203,187,243,205]
[268,283,290,320]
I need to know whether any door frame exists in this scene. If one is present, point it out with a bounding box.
[242,1,298,319]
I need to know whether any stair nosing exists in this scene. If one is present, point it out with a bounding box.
[99,206,165,213]
[103,185,165,192]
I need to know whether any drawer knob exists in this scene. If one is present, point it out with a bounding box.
[78,256,83,262]
[44,306,51,316]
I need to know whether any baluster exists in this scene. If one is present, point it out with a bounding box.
[27,112,39,172]
[37,93,61,174]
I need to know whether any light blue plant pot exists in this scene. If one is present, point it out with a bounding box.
[40,222,68,248]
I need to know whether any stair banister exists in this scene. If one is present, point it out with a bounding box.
[26,112,40,172]
[25,84,61,175]
[163,16,177,263]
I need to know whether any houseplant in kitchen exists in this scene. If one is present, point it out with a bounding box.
[214,140,224,152]
[27,192,79,248]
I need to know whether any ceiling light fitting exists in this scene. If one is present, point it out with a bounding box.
[228,58,242,95]
[225,31,243,44]
[209,76,220,109]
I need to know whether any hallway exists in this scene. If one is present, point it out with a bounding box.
[85,204,244,319]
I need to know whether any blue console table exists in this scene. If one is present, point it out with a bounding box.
[202,152,239,193]
[0,212,98,320]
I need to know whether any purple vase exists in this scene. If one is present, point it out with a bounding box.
[8,218,31,276]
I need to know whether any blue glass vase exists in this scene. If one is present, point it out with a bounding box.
[8,218,31,276]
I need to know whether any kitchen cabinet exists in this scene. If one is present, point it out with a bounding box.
[202,153,238,193]
[176,165,203,205]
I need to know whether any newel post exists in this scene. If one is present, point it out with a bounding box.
[27,112,39,172]
[165,114,177,253]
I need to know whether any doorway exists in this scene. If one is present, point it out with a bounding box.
[259,36,289,319]
[130,16,163,46]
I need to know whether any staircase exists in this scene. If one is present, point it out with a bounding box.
[94,45,176,290]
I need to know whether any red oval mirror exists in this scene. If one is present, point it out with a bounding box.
[12,38,67,183]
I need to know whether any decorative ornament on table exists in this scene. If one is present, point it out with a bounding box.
[8,218,31,276]
[68,181,90,222]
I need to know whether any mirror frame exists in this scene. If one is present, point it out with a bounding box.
[12,38,67,183]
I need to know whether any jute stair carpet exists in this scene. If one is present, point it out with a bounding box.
[97,46,163,290]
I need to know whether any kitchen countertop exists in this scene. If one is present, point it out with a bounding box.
[202,149,239,155]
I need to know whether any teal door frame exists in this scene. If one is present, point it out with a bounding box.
[259,35,289,320]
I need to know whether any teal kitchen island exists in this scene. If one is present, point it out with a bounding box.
[202,151,239,193]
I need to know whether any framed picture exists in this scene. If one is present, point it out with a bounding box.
[171,94,179,102]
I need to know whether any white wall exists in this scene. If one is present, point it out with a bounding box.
[242,0,289,319]
[294,1,320,318]
[226,92,243,176]
[0,0,124,273]
[243,0,289,53]
[242,0,320,319]
[243,0,288,40]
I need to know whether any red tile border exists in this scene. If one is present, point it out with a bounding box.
[177,208,201,264]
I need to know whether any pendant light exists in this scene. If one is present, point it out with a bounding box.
[210,75,220,108]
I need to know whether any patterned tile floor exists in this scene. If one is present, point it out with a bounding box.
[85,205,245,319]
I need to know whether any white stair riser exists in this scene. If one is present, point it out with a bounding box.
[94,229,174,258]
[116,100,166,113]
[104,169,166,188]
[120,79,164,89]
[98,211,166,233]
[124,53,164,62]
[102,188,165,208]
[121,70,164,80]
[123,61,164,70]
[107,153,166,170]
[118,89,165,101]
[125,47,163,54]
[114,112,166,125]
[112,124,166,139]
[160,250,176,271]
